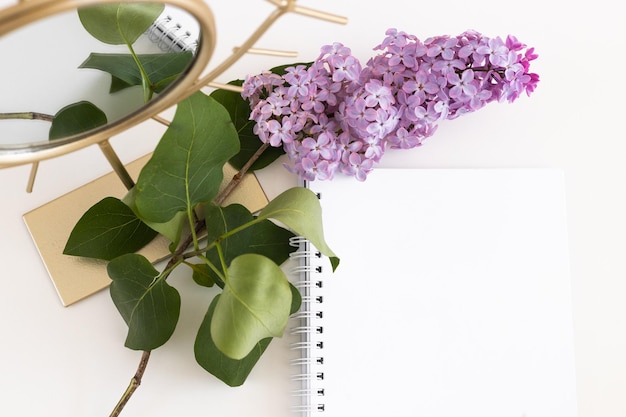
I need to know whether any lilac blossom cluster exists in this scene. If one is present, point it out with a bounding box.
[242,29,539,181]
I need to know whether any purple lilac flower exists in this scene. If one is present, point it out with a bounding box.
[242,29,539,181]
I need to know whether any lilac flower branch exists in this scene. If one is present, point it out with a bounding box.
[242,29,539,182]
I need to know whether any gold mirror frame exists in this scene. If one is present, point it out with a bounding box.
[0,0,216,168]
[0,0,346,192]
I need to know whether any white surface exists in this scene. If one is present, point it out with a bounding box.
[0,0,624,416]
[305,169,576,416]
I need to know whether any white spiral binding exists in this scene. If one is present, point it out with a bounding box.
[289,233,326,415]
[146,15,198,52]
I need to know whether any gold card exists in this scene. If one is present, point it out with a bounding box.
[23,154,268,306]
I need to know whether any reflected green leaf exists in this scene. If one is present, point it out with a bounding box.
[80,52,194,94]
[49,101,107,140]
[78,3,164,45]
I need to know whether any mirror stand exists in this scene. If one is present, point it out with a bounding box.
[17,0,348,306]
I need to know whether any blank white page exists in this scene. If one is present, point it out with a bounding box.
[303,169,577,417]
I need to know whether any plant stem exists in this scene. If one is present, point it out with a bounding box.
[0,112,54,122]
[109,350,151,417]
[215,142,271,206]
[124,37,153,103]
[108,144,270,415]
[177,142,272,254]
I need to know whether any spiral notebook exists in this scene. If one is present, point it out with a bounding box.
[290,168,578,416]
[146,7,200,52]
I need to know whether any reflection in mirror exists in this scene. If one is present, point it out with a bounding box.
[0,2,200,147]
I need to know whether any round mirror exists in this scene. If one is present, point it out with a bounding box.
[0,0,215,167]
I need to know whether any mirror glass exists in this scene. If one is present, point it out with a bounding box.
[0,2,201,148]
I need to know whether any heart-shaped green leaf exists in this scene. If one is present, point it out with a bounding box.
[245,218,296,262]
[194,284,301,385]
[203,203,296,283]
[63,197,157,260]
[188,263,215,288]
[204,203,254,262]
[289,282,302,316]
[123,187,186,248]
[80,52,194,94]
[49,101,107,140]
[108,253,181,350]
[78,3,164,45]
[195,295,272,386]
[258,187,339,271]
[134,92,239,223]
[211,254,292,360]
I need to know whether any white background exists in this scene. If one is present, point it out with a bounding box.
[0,0,624,416]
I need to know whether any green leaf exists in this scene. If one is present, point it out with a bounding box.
[80,52,194,94]
[211,254,292,359]
[269,62,313,76]
[63,197,157,261]
[194,281,301,386]
[289,283,302,315]
[78,3,164,45]
[49,101,107,140]
[188,262,215,288]
[203,203,296,283]
[205,203,252,246]
[134,92,239,223]
[211,65,310,171]
[123,187,186,248]
[203,203,253,284]
[108,254,181,350]
[210,83,284,171]
[246,220,296,263]
[195,295,272,386]
[110,75,133,93]
[258,187,339,271]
